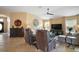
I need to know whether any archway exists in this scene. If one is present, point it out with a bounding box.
[0,14,10,36]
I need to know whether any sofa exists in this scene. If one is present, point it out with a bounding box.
[24,29,36,45]
[66,33,79,45]
[36,30,56,52]
[58,35,66,43]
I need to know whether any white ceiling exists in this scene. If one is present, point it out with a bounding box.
[0,6,79,19]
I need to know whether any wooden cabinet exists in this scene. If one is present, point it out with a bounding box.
[10,28,24,37]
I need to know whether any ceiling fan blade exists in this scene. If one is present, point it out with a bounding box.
[47,12,54,15]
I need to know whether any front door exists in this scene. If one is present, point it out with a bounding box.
[0,22,4,32]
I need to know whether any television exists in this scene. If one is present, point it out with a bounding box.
[51,24,62,30]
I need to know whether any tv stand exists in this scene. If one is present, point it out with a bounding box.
[54,30,63,35]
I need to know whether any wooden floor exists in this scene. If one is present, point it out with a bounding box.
[0,33,79,52]
[0,33,41,52]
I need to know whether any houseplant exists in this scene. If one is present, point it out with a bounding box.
[67,27,73,34]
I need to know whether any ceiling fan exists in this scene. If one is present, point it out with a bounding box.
[46,8,54,15]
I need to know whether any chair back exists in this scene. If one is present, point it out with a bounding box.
[36,30,48,51]
[24,29,34,44]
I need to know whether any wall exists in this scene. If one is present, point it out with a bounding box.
[3,17,8,33]
[26,13,35,29]
[10,12,27,28]
[4,11,79,34]
[26,13,43,33]
[0,12,44,33]
[0,11,79,34]
[10,12,43,29]
[9,12,79,34]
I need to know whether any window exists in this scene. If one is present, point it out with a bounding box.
[65,19,77,33]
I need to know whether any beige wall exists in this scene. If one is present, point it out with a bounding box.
[0,11,79,34]
[10,12,43,29]
[26,13,35,29]
[10,12,27,28]
[26,13,43,32]
[3,17,8,33]
[26,14,43,29]
[0,12,44,33]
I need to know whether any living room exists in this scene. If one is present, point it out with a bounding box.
[0,6,79,52]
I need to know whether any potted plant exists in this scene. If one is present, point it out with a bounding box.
[67,27,73,34]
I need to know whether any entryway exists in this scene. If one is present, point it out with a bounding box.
[0,14,10,36]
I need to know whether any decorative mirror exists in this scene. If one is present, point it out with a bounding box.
[14,19,22,26]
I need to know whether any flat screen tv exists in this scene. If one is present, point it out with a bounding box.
[51,24,62,30]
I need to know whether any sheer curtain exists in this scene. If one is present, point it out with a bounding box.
[65,19,77,33]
